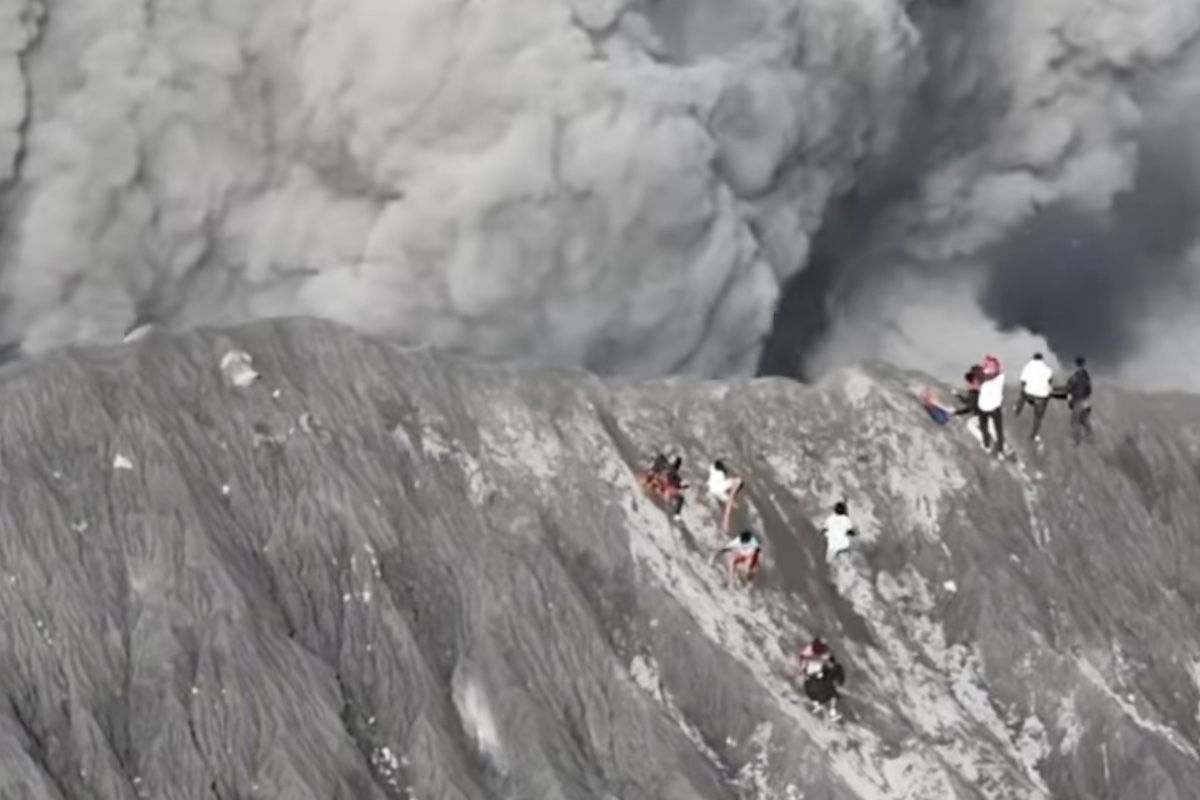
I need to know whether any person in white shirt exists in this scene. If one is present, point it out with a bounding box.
[822,502,857,562]
[706,460,744,533]
[712,530,761,585]
[1014,352,1054,443]
[976,355,1006,456]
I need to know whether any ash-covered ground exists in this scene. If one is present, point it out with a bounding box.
[1,319,1199,799]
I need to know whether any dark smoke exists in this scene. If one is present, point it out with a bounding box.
[979,122,1200,370]
[760,0,1200,383]
[758,0,982,380]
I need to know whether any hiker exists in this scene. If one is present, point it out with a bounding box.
[821,501,857,562]
[1065,356,1093,445]
[952,364,983,416]
[712,529,761,585]
[706,460,744,533]
[663,456,687,516]
[797,637,844,719]
[976,355,1006,456]
[797,637,833,676]
[640,454,687,518]
[1015,352,1053,443]
[803,655,846,721]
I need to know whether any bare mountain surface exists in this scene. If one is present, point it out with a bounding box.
[1,318,1199,799]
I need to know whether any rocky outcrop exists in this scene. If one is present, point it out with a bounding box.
[1,318,1198,799]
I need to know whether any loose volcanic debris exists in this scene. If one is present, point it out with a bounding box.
[0,318,1197,799]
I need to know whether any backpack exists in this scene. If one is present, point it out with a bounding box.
[1071,368,1092,400]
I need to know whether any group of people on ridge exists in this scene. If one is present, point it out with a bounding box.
[640,456,859,584]
[642,456,759,581]
[928,351,1094,456]
[639,456,858,721]
[636,351,1097,727]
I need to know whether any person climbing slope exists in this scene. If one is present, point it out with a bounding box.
[797,637,833,676]
[1065,356,1093,445]
[796,637,844,720]
[664,456,685,488]
[711,529,761,585]
[821,501,857,562]
[976,355,1007,457]
[1015,352,1053,443]
[706,460,745,533]
[803,655,846,721]
[663,456,687,517]
[640,454,687,518]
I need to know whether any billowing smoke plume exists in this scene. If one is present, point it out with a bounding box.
[785,0,1200,388]
[0,0,922,377]
[981,120,1200,370]
[1,0,1199,388]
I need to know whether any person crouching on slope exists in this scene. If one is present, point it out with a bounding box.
[707,460,745,533]
[803,654,846,722]
[797,637,845,720]
[1015,352,1053,443]
[641,454,688,518]
[712,530,761,586]
[953,364,983,416]
[821,501,857,562]
[976,355,1006,457]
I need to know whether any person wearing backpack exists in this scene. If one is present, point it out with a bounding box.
[1065,356,1093,445]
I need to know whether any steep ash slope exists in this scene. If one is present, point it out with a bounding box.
[1,319,1199,799]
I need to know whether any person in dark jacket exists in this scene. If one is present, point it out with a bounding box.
[802,655,846,721]
[1065,356,1093,445]
[953,364,984,416]
[663,456,687,516]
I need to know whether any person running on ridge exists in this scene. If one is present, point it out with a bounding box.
[1065,356,1093,445]
[1015,352,1053,443]
[821,501,857,562]
[707,460,745,533]
[712,529,761,585]
[976,355,1006,457]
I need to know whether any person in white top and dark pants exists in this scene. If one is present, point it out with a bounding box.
[1014,352,1054,443]
[976,356,1006,456]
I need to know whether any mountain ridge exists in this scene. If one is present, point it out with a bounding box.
[0,317,1198,799]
